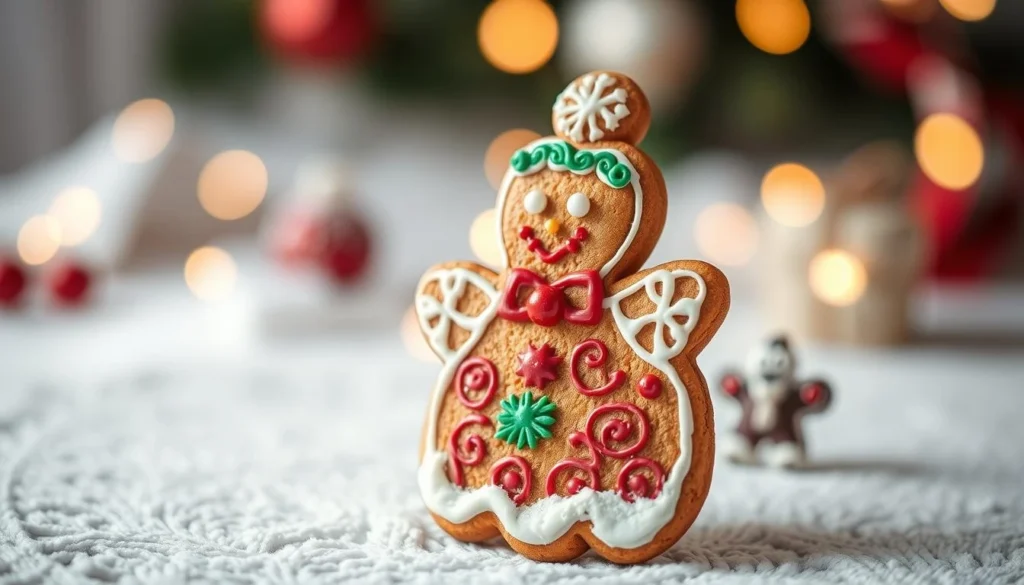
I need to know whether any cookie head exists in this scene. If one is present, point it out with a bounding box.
[746,335,796,383]
[552,71,651,146]
[495,73,665,283]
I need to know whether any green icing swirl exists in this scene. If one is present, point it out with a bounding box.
[510,140,632,189]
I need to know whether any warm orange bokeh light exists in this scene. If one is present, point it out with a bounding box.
[49,187,101,247]
[809,249,867,307]
[478,0,559,74]
[111,98,175,163]
[184,246,237,302]
[263,0,332,42]
[485,129,541,190]
[761,163,826,227]
[914,113,984,191]
[17,215,62,266]
[197,150,268,221]
[694,203,759,267]
[469,209,503,268]
[736,0,811,55]
[939,0,997,21]
[401,305,438,362]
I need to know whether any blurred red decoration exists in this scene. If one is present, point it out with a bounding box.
[823,0,1024,281]
[0,257,27,308]
[48,261,92,306]
[273,212,325,267]
[259,0,375,65]
[319,210,372,284]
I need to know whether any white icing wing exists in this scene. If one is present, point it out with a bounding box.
[415,268,500,364]
[604,269,707,369]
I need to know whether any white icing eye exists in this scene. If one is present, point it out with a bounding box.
[566,192,591,218]
[523,189,547,214]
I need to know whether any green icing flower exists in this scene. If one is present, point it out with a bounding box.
[495,392,557,450]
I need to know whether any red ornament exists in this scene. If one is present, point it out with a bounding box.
[800,383,823,405]
[565,477,586,495]
[501,470,522,491]
[260,0,375,65]
[515,343,562,389]
[489,456,532,505]
[272,212,324,267]
[637,374,663,399]
[319,211,372,285]
[48,261,91,306]
[525,285,564,327]
[722,374,742,396]
[0,258,27,308]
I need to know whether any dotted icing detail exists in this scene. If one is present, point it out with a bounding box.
[510,140,632,189]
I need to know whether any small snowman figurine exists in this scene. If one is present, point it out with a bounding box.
[719,335,832,468]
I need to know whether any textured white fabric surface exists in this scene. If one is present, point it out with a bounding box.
[2,331,1023,585]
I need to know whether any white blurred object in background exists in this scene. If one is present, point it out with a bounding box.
[560,0,706,111]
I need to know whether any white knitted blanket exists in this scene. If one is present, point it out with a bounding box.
[2,340,1023,584]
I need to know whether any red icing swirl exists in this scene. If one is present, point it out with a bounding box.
[490,456,533,505]
[569,339,626,397]
[455,357,498,410]
[446,414,492,487]
[585,403,651,459]
[545,431,601,497]
[616,458,665,502]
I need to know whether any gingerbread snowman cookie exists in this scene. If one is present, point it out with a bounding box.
[414,72,730,563]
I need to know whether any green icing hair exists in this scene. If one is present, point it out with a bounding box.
[509,140,632,189]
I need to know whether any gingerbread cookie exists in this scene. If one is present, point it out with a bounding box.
[719,335,833,468]
[414,71,730,563]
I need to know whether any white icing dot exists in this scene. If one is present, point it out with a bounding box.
[523,189,547,214]
[566,192,591,218]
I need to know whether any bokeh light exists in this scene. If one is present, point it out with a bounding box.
[736,0,810,55]
[694,203,759,266]
[939,0,997,21]
[262,0,332,42]
[914,113,984,190]
[469,209,503,267]
[485,129,541,190]
[401,305,438,363]
[111,98,175,163]
[197,150,268,221]
[761,163,826,227]
[49,187,101,247]
[478,0,558,74]
[809,249,867,307]
[185,246,237,302]
[17,215,62,266]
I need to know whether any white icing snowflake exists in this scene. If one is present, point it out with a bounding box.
[553,73,631,143]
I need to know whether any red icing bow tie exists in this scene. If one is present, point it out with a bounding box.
[497,268,603,327]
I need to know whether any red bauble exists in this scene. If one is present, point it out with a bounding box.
[525,285,564,327]
[800,383,823,405]
[260,0,375,65]
[319,211,372,284]
[272,212,324,267]
[48,261,91,306]
[515,343,562,390]
[0,258,27,308]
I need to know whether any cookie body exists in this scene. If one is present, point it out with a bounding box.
[415,72,730,563]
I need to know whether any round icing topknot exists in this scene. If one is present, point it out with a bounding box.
[552,71,651,146]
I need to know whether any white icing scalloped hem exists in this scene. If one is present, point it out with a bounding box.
[418,451,685,549]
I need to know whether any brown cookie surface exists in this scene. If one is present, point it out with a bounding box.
[414,72,730,563]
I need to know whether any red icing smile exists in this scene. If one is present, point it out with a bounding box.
[519,225,588,264]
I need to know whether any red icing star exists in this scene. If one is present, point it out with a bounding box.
[515,343,562,389]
